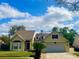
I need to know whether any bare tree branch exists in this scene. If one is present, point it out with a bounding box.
[55,0,79,11]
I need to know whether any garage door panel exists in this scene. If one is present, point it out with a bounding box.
[45,44,66,52]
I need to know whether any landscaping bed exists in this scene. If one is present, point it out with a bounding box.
[0,51,33,57]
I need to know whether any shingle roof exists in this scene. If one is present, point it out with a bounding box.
[15,30,34,40]
[35,33,49,41]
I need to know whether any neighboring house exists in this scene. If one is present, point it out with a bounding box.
[10,30,35,51]
[35,32,69,52]
[73,35,79,48]
[43,32,69,52]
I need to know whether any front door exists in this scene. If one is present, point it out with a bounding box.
[25,40,30,51]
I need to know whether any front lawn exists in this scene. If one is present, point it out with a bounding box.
[0,51,33,57]
[0,57,30,59]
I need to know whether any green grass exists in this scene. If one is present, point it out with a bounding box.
[0,51,33,57]
[0,57,29,59]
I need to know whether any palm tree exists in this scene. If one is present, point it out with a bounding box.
[33,42,45,59]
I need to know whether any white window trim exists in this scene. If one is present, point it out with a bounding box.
[12,42,21,51]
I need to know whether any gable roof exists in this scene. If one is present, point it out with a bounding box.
[12,30,35,40]
[44,32,60,39]
[34,33,50,41]
[43,32,68,42]
[35,33,49,38]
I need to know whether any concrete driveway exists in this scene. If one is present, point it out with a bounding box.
[41,53,79,59]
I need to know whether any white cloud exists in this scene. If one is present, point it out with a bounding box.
[47,6,73,21]
[7,6,73,31]
[0,3,78,35]
[73,11,79,16]
[0,3,31,19]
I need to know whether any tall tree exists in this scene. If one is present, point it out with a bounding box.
[51,27,77,46]
[0,35,10,50]
[46,0,79,11]
[59,27,77,46]
[52,27,58,32]
[17,25,26,30]
[0,35,9,44]
[8,25,26,38]
[55,0,79,11]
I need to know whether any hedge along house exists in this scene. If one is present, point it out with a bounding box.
[10,30,35,51]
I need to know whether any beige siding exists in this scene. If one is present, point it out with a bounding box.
[43,33,68,43]
[42,32,69,52]
[10,35,24,51]
[11,35,23,41]
[73,36,79,48]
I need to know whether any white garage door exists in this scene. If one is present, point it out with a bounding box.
[45,44,66,52]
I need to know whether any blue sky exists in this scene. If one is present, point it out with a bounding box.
[0,0,55,23]
[0,0,54,16]
[0,0,79,35]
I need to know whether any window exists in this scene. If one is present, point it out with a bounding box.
[13,43,18,49]
[52,35,58,39]
[13,41,21,50]
[18,43,21,49]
